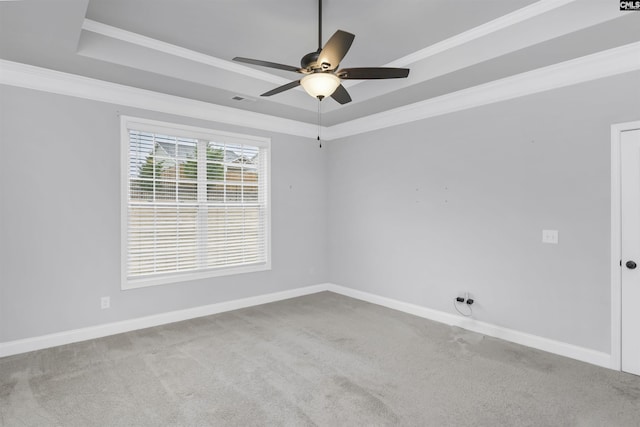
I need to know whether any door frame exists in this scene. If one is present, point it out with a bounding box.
[611,120,640,371]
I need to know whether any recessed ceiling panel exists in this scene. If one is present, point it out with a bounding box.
[1,0,636,128]
[85,0,537,67]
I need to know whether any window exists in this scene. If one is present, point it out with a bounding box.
[121,117,270,289]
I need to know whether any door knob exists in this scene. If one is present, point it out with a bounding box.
[626,260,637,269]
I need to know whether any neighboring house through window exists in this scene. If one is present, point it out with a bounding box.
[121,117,270,289]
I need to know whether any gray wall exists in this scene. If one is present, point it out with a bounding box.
[326,72,640,353]
[2,72,639,353]
[0,86,328,342]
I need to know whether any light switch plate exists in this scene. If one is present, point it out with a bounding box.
[542,229,559,244]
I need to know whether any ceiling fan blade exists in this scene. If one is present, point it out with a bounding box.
[261,80,301,97]
[317,30,355,70]
[233,57,302,73]
[337,67,410,79]
[331,84,352,105]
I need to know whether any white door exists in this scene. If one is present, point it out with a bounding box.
[621,128,640,376]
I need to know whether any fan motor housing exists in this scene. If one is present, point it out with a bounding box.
[301,50,321,71]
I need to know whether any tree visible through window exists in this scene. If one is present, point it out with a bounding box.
[122,117,270,289]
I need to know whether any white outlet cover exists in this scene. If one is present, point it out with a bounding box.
[542,229,559,244]
[101,296,110,309]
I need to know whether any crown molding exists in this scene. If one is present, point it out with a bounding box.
[0,60,317,139]
[324,41,640,140]
[83,0,575,77]
[2,41,639,141]
[344,0,578,90]
[81,4,582,99]
[81,19,290,86]
[385,0,578,68]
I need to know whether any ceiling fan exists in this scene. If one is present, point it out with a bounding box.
[233,0,410,105]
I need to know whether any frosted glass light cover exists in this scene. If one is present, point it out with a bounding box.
[300,73,341,98]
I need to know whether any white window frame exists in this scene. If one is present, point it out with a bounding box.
[120,116,271,290]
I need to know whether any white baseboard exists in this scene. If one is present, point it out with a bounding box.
[0,284,329,358]
[0,282,613,370]
[326,284,612,369]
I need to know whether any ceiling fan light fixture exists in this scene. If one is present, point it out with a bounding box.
[232,0,409,104]
[300,72,341,99]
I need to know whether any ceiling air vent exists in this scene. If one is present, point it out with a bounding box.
[232,95,256,102]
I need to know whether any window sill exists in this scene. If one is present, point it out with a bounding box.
[122,262,271,290]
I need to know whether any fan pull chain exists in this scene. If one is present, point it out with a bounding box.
[317,100,322,148]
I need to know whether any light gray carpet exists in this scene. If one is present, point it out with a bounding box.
[1,292,639,426]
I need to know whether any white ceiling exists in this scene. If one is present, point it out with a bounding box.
[1,0,639,127]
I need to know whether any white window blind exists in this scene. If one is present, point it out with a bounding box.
[121,117,270,289]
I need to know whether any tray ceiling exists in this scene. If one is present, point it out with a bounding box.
[1,0,639,127]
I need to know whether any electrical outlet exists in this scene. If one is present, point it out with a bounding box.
[101,296,110,309]
[542,229,559,244]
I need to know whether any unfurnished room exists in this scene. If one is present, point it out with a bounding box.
[1,0,640,425]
